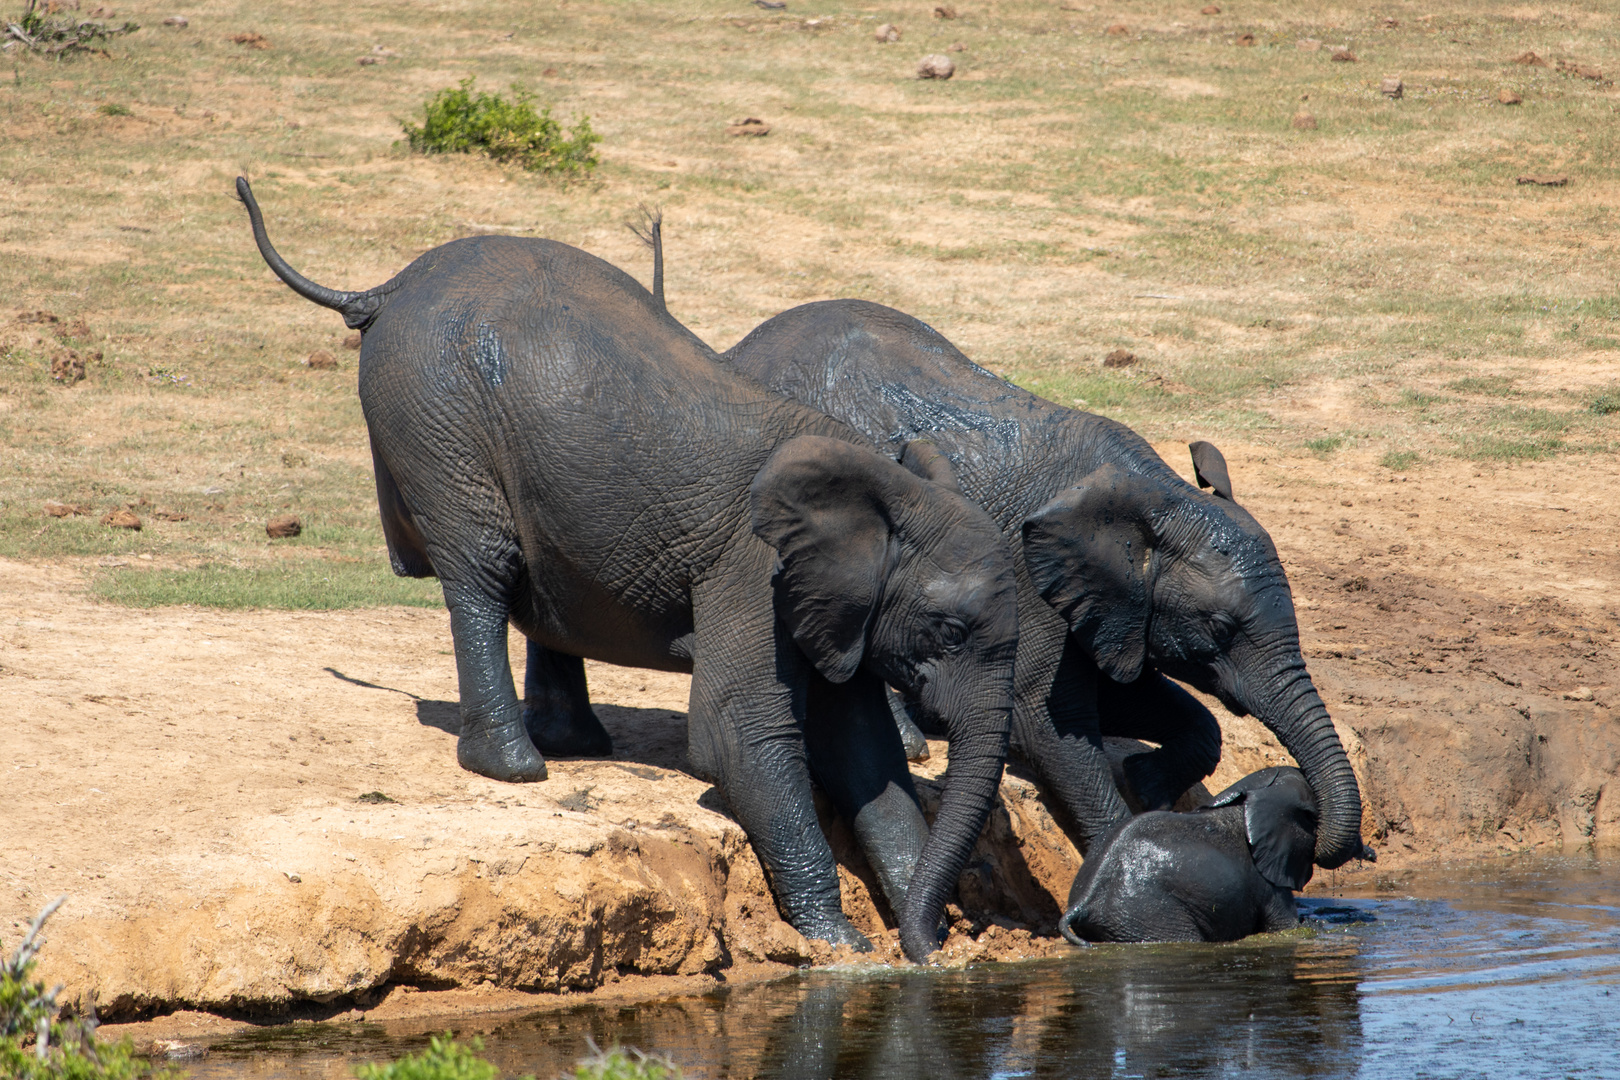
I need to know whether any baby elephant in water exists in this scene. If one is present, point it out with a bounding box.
[1060,767,1371,944]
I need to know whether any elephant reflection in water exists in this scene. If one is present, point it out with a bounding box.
[736,940,1362,1080]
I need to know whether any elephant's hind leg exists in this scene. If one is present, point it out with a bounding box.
[522,640,613,757]
[437,544,547,783]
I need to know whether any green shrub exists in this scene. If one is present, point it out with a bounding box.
[402,79,600,174]
[1590,392,1620,416]
[1379,449,1419,470]
[354,1034,515,1080]
[572,1043,681,1080]
[12,1,140,57]
[1305,435,1343,454]
[2,897,180,1080]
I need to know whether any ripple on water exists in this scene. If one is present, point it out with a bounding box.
[188,854,1620,1080]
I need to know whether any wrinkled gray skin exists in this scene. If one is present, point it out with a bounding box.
[720,300,1369,873]
[234,181,1019,963]
[1060,767,1341,943]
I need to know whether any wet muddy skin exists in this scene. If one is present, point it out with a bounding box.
[186,854,1618,1079]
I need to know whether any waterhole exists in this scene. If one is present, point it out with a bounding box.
[184,854,1618,1078]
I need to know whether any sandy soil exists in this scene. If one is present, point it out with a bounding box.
[3,438,1617,1044]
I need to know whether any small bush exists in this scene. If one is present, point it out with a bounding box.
[12,1,140,57]
[1379,449,1419,470]
[1305,435,1343,454]
[572,1042,681,1080]
[1590,392,1620,416]
[97,103,133,117]
[402,79,600,174]
[354,1034,516,1080]
[3,897,179,1080]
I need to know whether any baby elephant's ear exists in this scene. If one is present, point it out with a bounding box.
[1236,768,1319,891]
[751,436,900,683]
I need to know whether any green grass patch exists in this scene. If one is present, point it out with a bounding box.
[1305,436,1344,454]
[1445,375,1518,396]
[403,78,600,174]
[1380,450,1420,470]
[94,561,444,610]
[1454,435,1564,462]
[1591,392,1620,416]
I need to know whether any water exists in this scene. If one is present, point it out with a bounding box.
[183,854,1620,1079]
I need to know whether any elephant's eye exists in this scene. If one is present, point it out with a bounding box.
[939,618,968,653]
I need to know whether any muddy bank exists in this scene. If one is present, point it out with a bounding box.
[3,446,1616,1025]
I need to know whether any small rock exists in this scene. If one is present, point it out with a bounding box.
[754,0,786,7]
[933,4,956,17]
[1498,88,1522,105]
[1380,77,1403,98]
[1382,16,1398,28]
[1555,59,1603,81]
[306,350,338,370]
[356,55,379,65]
[284,871,302,883]
[1106,23,1129,36]
[1563,687,1594,702]
[43,501,89,518]
[917,53,955,79]
[1513,50,1547,67]
[101,509,142,531]
[1331,48,1357,62]
[51,351,87,385]
[229,31,269,49]
[1297,38,1321,51]
[162,15,187,27]
[1516,174,1568,187]
[1235,31,1255,45]
[343,332,362,350]
[1102,348,1137,368]
[947,41,965,51]
[1201,5,1221,13]
[266,515,303,539]
[726,117,770,136]
[875,23,901,42]
[151,1040,208,1061]
[1292,110,1318,130]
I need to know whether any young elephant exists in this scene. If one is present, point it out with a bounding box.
[721,299,1370,875]
[235,181,1018,963]
[1059,767,1348,943]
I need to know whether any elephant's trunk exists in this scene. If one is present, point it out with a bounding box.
[899,706,1009,963]
[1250,667,1365,869]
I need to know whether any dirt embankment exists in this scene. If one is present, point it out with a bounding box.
[2,441,1616,1033]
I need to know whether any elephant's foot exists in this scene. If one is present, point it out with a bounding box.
[1121,751,1186,813]
[457,722,548,783]
[524,703,613,758]
[795,912,874,954]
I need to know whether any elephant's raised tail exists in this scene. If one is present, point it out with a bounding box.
[235,177,392,331]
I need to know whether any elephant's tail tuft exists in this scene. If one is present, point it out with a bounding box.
[235,177,393,331]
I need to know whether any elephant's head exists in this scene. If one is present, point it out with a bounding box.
[752,435,1018,962]
[1204,766,1323,891]
[1020,449,1369,871]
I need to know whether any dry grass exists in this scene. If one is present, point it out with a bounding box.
[0,0,1615,605]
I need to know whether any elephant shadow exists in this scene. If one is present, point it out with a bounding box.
[414,698,698,776]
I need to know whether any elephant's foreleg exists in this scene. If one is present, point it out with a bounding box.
[806,670,931,919]
[441,572,547,784]
[688,581,869,951]
[1097,671,1222,811]
[522,640,612,757]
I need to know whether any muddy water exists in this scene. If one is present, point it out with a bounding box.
[187,854,1618,1079]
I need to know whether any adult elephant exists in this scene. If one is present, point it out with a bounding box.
[235,182,1019,963]
[721,300,1368,873]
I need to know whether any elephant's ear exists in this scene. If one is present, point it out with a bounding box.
[1188,441,1234,502]
[1020,464,1163,683]
[1216,768,1318,890]
[899,440,964,495]
[751,436,900,683]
